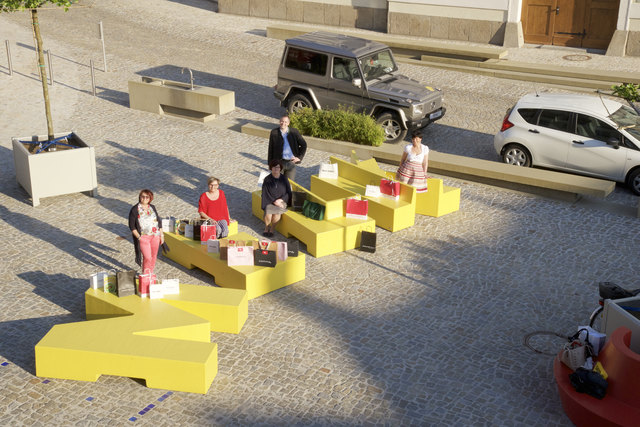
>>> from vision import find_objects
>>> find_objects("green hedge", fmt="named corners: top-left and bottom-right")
top-left (290, 107), bottom-right (385, 147)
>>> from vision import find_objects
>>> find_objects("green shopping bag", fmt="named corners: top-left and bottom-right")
top-left (302, 200), bottom-right (325, 221)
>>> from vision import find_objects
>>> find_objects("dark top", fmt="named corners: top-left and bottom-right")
top-left (268, 126), bottom-right (307, 165)
top-left (128, 203), bottom-right (162, 266)
top-left (261, 174), bottom-right (292, 210)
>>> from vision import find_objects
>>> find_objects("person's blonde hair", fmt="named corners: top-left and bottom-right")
top-left (207, 177), bottom-right (220, 186)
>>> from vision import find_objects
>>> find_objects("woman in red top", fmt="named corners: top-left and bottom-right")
top-left (198, 177), bottom-right (231, 238)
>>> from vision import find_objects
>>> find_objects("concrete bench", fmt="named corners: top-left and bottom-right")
top-left (312, 156), bottom-right (416, 232)
top-left (163, 231), bottom-right (305, 299)
top-left (554, 327), bottom-right (640, 426)
top-left (266, 24), bottom-right (508, 60)
top-left (35, 284), bottom-right (248, 394)
top-left (251, 180), bottom-right (375, 258)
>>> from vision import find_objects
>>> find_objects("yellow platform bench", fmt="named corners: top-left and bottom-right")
top-left (163, 231), bottom-right (305, 299)
top-left (35, 284), bottom-right (248, 394)
top-left (312, 156), bottom-right (416, 232)
top-left (351, 152), bottom-right (461, 218)
top-left (251, 180), bottom-right (375, 258)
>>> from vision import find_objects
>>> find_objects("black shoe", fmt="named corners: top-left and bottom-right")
top-left (263, 231), bottom-right (273, 237)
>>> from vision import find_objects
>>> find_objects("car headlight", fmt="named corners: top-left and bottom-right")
top-left (411, 103), bottom-right (424, 116)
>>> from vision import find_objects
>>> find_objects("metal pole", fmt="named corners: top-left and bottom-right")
top-left (5, 40), bottom-right (12, 76)
top-left (99, 21), bottom-right (107, 72)
top-left (46, 49), bottom-right (53, 85)
top-left (90, 59), bottom-right (96, 96)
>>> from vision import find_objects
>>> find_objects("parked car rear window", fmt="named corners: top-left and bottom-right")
top-left (285, 47), bottom-right (328, 76)
top-left (538, 110), bottom-right (571, 132)
top-left (517, 108), bottom-right (539, 124)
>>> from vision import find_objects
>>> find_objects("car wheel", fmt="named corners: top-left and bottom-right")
top-left (502, 144), bottom-right (531, 167)
top-left (626, 168), bottom-right (640, 196)
top-left (287, 93), bottom-right (313, 114)
top-left (376, 112), bottom-right (407, 144)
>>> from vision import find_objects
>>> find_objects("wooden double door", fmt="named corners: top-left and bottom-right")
top-left (522, 0), bottom-right (619, 49)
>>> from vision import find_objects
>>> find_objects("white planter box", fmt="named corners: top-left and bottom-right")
top-left (12, 132), bottom-right (98, 207)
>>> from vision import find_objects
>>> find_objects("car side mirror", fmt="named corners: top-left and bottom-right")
top-left (606, 137), bottom-right (620, 149)
top-left (352, 78), bottom-right (362, 88)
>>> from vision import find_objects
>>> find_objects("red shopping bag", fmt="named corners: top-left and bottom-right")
top-left (380, 179), bottom-right (400, 200)
top-left (200, 221), bottom-right (216, 244)
top-left (345, 198), bottom-right (368, 220)
top-left (137, 269), bottom-right (156, 297)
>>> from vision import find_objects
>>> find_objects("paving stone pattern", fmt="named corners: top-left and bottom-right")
top-left (1, 0), bottom-right (639, 425)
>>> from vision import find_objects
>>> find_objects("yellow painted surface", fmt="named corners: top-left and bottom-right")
top-left (163, 231), bottom-right (305, 299)
top-left (314, 157), bottom-right (416, 232)
top-left (416, 178), bottom-right (461, 217)
top-left (36, 283), bottom-right (248, 394)
top-left (252, 181), bottom-right (375, 257)
top-left (353, 153), bottom-right (461, 218)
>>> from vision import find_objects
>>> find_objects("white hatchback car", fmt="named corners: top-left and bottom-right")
top-left (494, 93), bottom-right (640, 195)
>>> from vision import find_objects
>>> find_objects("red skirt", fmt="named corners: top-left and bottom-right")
top-left (396, 161), bottom-right (428, 192)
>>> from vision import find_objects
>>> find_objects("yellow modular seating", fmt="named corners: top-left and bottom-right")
top-left (35, 284), bottom-right (248, 394)
top-left (350, 152), bottom-right (460, 218)
top-left (312, 156), bottom-right (416, 232)
top-left (251, 180), bottom-right (376, 258)
top-left (163, 231), bottom-right (305, 300)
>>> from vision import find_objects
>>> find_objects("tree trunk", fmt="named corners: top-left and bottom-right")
top-left (31, 9), bottom-right (54, 141)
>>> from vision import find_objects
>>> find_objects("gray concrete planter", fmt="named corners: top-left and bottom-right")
top-left (12, 132), bottom-right (98, 207)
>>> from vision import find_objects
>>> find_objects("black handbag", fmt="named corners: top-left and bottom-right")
top-left (569, 368), bottom-right (608, 399)
top-left (116, 270), bottom-right (136, 297)
top-left (302, 200), bottom-right (325, 220)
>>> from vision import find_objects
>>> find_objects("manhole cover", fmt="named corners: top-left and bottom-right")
top-left (562, 54), bottom-right (591, 61)
top-left (524, 330), bottom-right (567, 355)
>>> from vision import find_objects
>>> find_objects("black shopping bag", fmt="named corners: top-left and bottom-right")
top-left (253, 241), bottom-right (277, 267)
top-left (291, 191), bottom-right (307, 211)
top-left (287, 239), bottom-right (299, 257)
top-left (360, 231), bottom-right (376, 253)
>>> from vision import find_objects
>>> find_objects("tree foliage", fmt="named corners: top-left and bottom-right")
top-left (1, 1), bottom-right (73, 13)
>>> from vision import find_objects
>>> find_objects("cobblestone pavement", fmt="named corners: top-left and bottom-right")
top-left (1, 1), bottom-right (639, 425)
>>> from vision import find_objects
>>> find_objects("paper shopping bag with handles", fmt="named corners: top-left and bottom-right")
top-left (253, 241), bottom-right (277, 267)
top-left (219, 239), bottom-right (243, 261)
top-left (290, 191), bottom-right (307, 211)
top-left (103, 269), bottom-right (117, 294)
top-left (287, 239), bottom-right (299, 257)
top-left (89, 271), bottom-right (107, 290)
top-left (346, 198), bottom-right (368, 220)
top-left (207, 238), bottom-right (220, 253)
top-left (227, 245), bottom-right (254, 266)
top-left (200, 220), bottom-right (216, 244)
top-left (365, 184), bottom-right (381, 198)
top-left (162, 278), bottom-right (180, 295)
top-left (360, 231), bottom-right (376, 253)
top-left (116, 270), bottom-right (136, 297)
top-left (318, 162), bottom-right (338, 179)
top-left (275, 241), bottom-right (288, 262)
top-left (149, 282), bottom-right (164, 299)
top-left (380, 179), bottom-right (400, 201)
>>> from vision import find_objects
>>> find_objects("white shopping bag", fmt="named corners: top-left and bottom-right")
top-left (184, 223), bottom-right (194, 239)
top-left (89, 271), bottom-right (107, 289)
top-left (149, 282), bottom-right (164, 299)
top-left (318, 162), bottom-right (338, 179)
top-left (365, 185), bottom-right (381, 198)
top-left (257, 170), bottom-right (270, 187)
top-left (161, 216), bottom-right (175, 232)
top-left (162, 278), bottom-right (180, 295)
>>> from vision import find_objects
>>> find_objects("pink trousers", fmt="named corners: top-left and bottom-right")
top-left (139, 234), bottom-right (160, 273)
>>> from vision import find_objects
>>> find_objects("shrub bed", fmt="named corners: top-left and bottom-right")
top-left (290, 108), bottom-right (385, 147)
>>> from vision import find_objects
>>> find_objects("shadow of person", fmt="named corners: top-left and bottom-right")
top-left (0, 204), bottom-right (129, 271)
top-left (100, 140), bottom-right (210, 207)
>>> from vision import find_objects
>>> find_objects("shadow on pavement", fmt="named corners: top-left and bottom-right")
top-left (0, 204), bottom-right (129, 271)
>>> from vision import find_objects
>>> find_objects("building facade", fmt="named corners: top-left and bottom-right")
top-left (218, 0), bottom-right (640, 56)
